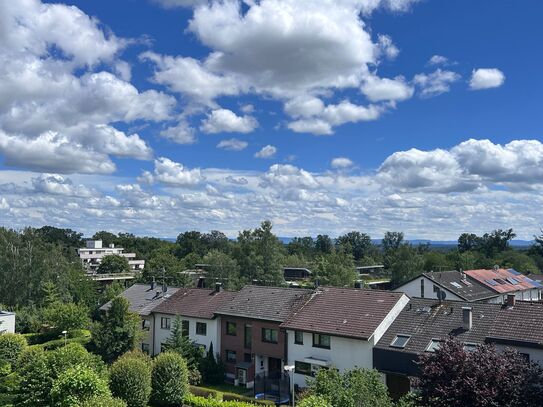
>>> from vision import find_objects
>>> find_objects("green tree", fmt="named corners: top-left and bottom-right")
top-left (202, 249), bottom-right (241, 289)
top-left (457, 233), bottom-right (480, 253)
top-left (336, 231), bottom-right (373, 261)
top-left (151, 352), bottom-right (189, 406)
top-left (36, 226), bottom-right (84, 251)
top-left (97, 255), bottom-right (130, 274)
top-left (308, 367), bottom-right (392, 407)
top-left (315, 235), bottom-right (334, 255)
top-left (532, 229), bottom-right (543, 257)
top-left (382, 232), bottom-right (404, 254)
top-left (164, 317), bottom-right (203, 374)
top-left (42, 302), bottom-right (90, 334)
top-left (423, 252), bottom-right (452, 272)
top-left (314, 252), bottom-right (356, 287)
top-left (15, 348), bottom-right (52, 407)
top-left (389, 245), bottom-right (424, 288)
top-left (479, 229), bottom-right (516, 257)
top-left (497, 250), bottom-right (539, 274)
top-left (199, 342), bottom-right (224, 385)
top-left (175, 231), bottom-right (205, 258)
top-left (0, 333), bottom-right (27, 369)
top-left (41, 281), bottom-right (61, 307)
top-left (91, 297), bottom-right (141, 363)
top-left (287, 237), bottom-right (315, 258)
top-left (109, 351), bottom-right (152, 407)
top-left (235, 221), bottom-right (285, 285)
top-left (50, 365), bottom-right (110, 407)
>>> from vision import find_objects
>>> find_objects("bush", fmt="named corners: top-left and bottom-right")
top-left (110, 351), bottom-right (152, 407)
top-left (79, 395), bottom-right (128, 407)
top-left (151, 351), bottom-right (189, 406)
top-left (189, 385), bottom-right (221, 399)
top-left (14, 347), bottom-right (52, 407)
top-left (48, 342), bottom-right (106, 378)
top-left (184, 394), bottom-right (263, 407)
top-left (42, 302), bottom-right (90, 334)
top-left (50, 365), bottom-right (110, 407)
top-left (0, 333), bottom-right (27, 369)
top-left (298, 395), bottom-right (332, 407)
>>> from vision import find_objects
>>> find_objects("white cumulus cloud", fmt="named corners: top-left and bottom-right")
top-left (217, 138), bottom-right (249, 151)
top-left (255, 145), bottom-right (277, 159)
top-left (201, 109), bottom-right (258, 134)
top-left (469, 68), bottom-right (505, 90)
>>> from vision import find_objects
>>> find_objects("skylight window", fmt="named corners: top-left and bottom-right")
top-left (506, 277), bottom-right (520, 285)
top-left (425, 339), bottom-right (441, 352)
top-left (485, 279), bottom-right (498, 287)
top-left (463, 343), bottom-right (478, 352)
top-left (495, 278), bottom-right (507, 285)
top-left (390, 335), bottom-right (411, 348)
top-left (450, 282), bottom-right (462, 289)
top-left (461, 279), bottom-right (472, 286)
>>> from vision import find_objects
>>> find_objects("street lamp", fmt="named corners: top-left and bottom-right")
top-left (61, 330), bottom-right (68, 346)
top-left (284, 365), bottom-right (295, 407)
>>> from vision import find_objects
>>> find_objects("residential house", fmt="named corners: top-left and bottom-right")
top-left (281, 287), bottom-right (409, 388)
top-left (373, 296), bottom-right (543, 399)
top-left (151, 284), bottom-right (236, 356)
top-left (215, 285), bottom-right (312, 388)
top-left (464, 268), bottom-right (542, 302)
top-left (100, 282), bottom-right (179, 355)
top-left (393, 271), bottom-right (500, 303)
top-left (78, 239), bottom-right (145, 274)
top-left (283, 267), bottom-right (312, 282)
top-left (0, 311), bottom-right (15, 333)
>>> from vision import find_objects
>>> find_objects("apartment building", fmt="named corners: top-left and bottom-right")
top-left (78, 239), bottom-right (145, 273)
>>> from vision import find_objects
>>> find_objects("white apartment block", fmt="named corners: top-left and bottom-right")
top-left (78, 239), bottom-right (145, 273)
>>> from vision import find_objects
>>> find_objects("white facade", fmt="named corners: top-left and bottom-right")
top-left (285, 294), bottom-right (409, 388)
top-left (151, 312), bottom-right (221, 357)
top-left (394, 276), bottom-right (465, 302)
top-left (493, 343), bottom-right (543, 367)
top-left (0, 311), bottom-right (15, 334)
top-left (78, 240), bottom-right (145, 273)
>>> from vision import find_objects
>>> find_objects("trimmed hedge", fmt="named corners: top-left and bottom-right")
top-left (189, 386), bottom-right (274, 406)
top-left (184, 394), bottom-right (267, 407)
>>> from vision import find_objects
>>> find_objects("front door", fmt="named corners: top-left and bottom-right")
top-left (268, 357), bottom-right (282, 376)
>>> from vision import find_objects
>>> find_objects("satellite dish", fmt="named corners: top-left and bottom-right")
top-left (439, 290), bottom-right (446, 300)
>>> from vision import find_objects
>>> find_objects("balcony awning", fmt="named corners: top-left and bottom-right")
top-left (304, 357), bottom-right (330, 367)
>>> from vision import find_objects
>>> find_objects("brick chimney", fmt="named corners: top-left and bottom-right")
top-left (507, 294), bottom-right (516, 307)
top-left (462, 306), bottom-right (472, 331)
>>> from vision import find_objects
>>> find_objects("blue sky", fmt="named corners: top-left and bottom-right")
top-left (0, 0), bottom-right (542, 239)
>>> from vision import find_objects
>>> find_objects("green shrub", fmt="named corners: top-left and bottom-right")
top-left (109, 351), bottom-right (152, 407)
top-left (40, 335), bottom-right (91, 351)
top-left (79, 395), bottom-right (128, 407)
top-left (42, 302), bottom-right (90, 334)
top-left (48, 342), bottom-right (106, 378)
top-left (298, 395), bottom-right (332, 407)
top-left (189, 385), bottom-right (221, 399)
top-left (184, 394), bottom-right (262, 406)
top-left (151, 351), bottom-right (189, 406)
top-left (0, 333), bottom-right (27, 369)
top-left (14, 347), bottom-right (52, 407)
top-left (50, 365), bottom-right (110, 407)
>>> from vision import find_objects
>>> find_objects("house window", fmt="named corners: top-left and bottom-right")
top-left (262, 328), bottom-right (278, 343)
top-left (182, 320), bottom-right (189, 337)
top-left (420, 279), bottom-right (425, 298)
top-left (226, 350), bottom-right (236, 363)
top-left (294, 331), bottom-right (304, 345)
top-left (426, 339), bottom-right (441, 352)
top-left (141, 343), bottom-right (150, 354)
top-left (312, 333), bottom-right (331, 349)
top-left (161, 317), bottom-right (171, 330)
top-left (226, 321), bottom-right (237, 336)
top-left (142, 319), bottom-right (151, 331)
top-left (294, 361), bottom-right (312, 376)
top-left (244, 325), bottom-right (252, 349)
top-left (390, 335), bottom-right (411, 349)
top-left (244, 353), bottom-right (252, 363)
top-left (463, 342), bottom-right (478, 352)
top-left (196, 322), bottom-right (207, 336)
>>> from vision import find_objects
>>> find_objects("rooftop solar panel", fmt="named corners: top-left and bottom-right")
top-left (508, 268), bottom-right (521, 275)
top-left (506, 277), bottom-right (520, 285)
top-left (485, 279), bottom-right (498, 286)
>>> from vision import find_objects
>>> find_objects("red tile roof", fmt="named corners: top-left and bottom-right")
top-left (153, 288), bottom-right (237, 319)
top-left (464, 269), bottom-right (538, 294)
top-left (281, 287), bottom-right (406, 340)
